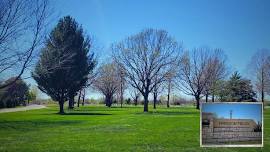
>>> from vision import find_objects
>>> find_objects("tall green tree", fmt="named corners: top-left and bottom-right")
top-left (32, 16), bottom-right (96, 114)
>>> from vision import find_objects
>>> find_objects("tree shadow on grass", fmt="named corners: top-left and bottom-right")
top-left (135, 111), bottom-right (198, 116)
top-left (70, 107), bottom-right (124, 112)
top-left (63, 112), bottom-right (112, 116)
top-left (0, 120), bottom-right (84, 132)
top-left (157, 111), bottom-right (198, 115)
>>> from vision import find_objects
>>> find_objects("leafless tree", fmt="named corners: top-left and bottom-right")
top-left (249, 49), bottom-right (270, 107)
top-left (152, 75), bottom-right (164, 109)
top-left (176, 48), bottom-right (211, 109)
top-left (266, 56), bottom-right (270, 95)
top-left (93, 62), bottom-right (120, 107)
top-left (77, 88), bottom-right (87, 107)
top-left (115, 62), bottom-right (126, 108)
top-left (164, 69), bottom-right (177, 108)
top-left (113, 29), bottom-right (181, 112)
top-left (268, 56), bottom-right (270, 95)
top-left (129, 87), bottom-right (140, 106)
top-left (0, 0), bottom-right (52, 89)
top-left (77, 70), bottom-right (97, 107)
top-left (203, 49), bottom-right (228, 102)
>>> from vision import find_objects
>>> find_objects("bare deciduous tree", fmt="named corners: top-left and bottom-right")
top-left (93, 62), bottom-right (120, 107)
top-left (203, 49), bottom-right (228, 102)
top-left (113, 29), bottom-right (181, 112)
top-left (164, 69), bottom-right (177, 108)
top-left (77, 70), bottom-right (97, 107)
top-left (268, 56), bottom-right (270, 95)
top-left (115, 62), bottom-right (126, 108)
top-left (0, 0), bottom-right (52, 89)
top-left (152, 75), bottom-right (164, 109)
top-left (249, 49), bottom-right (270, 107)
top-left (177, 48), bottom-right (211, 109)
top-left (129, 87), bottom-right (140, 106)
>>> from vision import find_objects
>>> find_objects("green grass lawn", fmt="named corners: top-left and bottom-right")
top-left (0, 104), bottom-right (269, 152)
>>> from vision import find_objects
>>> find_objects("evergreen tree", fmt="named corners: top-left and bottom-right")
top-left (217, 72), bottom-right (257, 102)
top-left (32, 16), bottom-right (96, 114)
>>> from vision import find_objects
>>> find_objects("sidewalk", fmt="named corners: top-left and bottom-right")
top-left (0, 104), bottom-right (46, 113)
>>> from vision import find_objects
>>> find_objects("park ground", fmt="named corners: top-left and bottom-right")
top-left (0, 104), bottom-right (269, 152)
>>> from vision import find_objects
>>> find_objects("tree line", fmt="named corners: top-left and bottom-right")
top-left (0, 2), bottom-right (270, 113)
top-left (33, 16), bottom-right (270, 113)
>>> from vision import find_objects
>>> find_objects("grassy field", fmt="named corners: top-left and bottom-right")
top-left (0, 104), bottom-right (269, 152)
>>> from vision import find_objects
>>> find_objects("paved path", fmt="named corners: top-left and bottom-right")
top-left (0, 104), bottom-right (46, 113)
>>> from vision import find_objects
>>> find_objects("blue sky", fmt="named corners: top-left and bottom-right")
top-left (202, 103), bottom-right (262, 123)
top-left (25, 0), bottom-right (270, 99)
top-left (52, 0), bottom-right (270, 74)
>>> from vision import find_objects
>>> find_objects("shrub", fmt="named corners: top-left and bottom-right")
top-left (0, 77), bottom-right (29, 108)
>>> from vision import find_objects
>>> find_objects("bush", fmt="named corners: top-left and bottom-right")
top-left (0, 78), bottom-right (29, 108)
top-left (125, 98), bottom-right (131, 105)
top-left (171, 98), bottom-right (193, 106)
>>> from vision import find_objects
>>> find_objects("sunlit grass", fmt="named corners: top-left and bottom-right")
top-left (0, 104), bottom-right (269, 152)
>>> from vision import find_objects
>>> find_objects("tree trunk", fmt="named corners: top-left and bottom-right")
top-left (167, 95), bottom-right (170, 108)
top-left (77, 99), bottom-right (80, 107)
top-left (212, 94), bottom-right (215, 102)
top-left (120, 83), bottom-right (123, 108)
top-left (261, 88), bottom-right (264, 108)
top-left (195, 95), bottom-right (200, 110)
top-left (167, 80), bottom-right (171, 108)
top-left (105, 96), bottom-right (109, 107)
top-left (105, 95), bottom-right (112, 107)
top-left (134, 97), bottom-right (138, 106)
top-left (205, 92), bottom-right (208, 102)
top-left (261, 70), bottom-right (264, 108)
top-left (143, 93), bottom-right (149, 112)
top-left (59, 99), bottom-right (64, 114)
top-left (82, 90), bottom-right (85, 106)
top-left (77, 90), bottom-right (81, 107)
top-left (120, 96), bottom-right (123, 108)
top-left (153, 93), bottom-right (157, 109)
top-left (68, 94), bottom-right (74, 109)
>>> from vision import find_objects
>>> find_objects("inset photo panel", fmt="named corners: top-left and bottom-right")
top-left (200, 102), bottom-right (263, 147)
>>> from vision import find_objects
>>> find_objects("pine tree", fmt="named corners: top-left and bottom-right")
top-left (217, 72), bottom-right (257, 102)
top-left (32, 16), bottom-right (96, 114)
